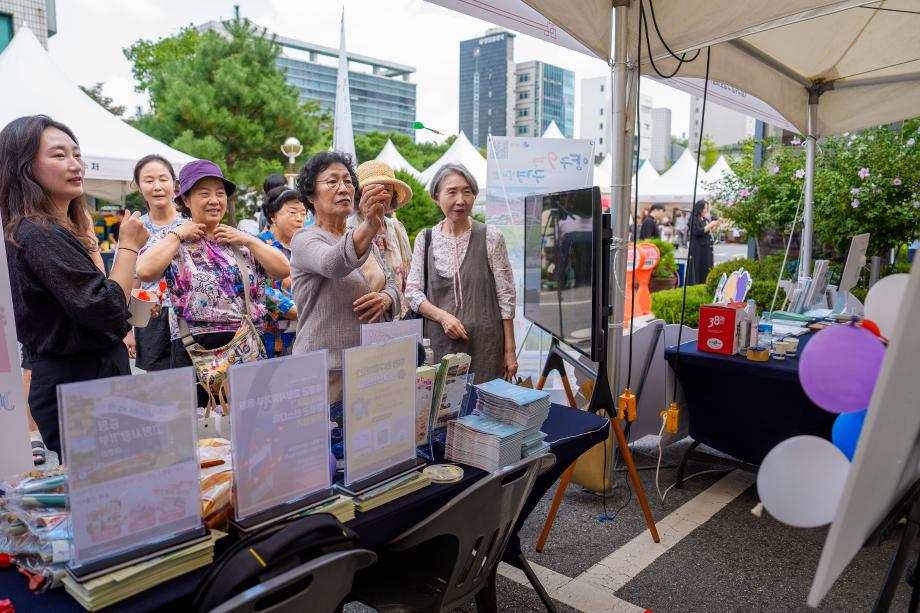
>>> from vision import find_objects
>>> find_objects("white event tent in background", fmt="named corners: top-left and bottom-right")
top-left (541, 120), bottom-right (565, 139)
top-left (642, 150), bottom-right (709, 203)
top-left (374, 139), bottom-right (421, 178)
top-left (418, 131), bottom-right (487, 194)
top-left (704, 155), bottom-right (735, 185)
top-left (0, 28), bottom-right (194, 202)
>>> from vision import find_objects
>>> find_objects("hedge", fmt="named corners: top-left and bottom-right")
top-left (649, 284), bottom-right (711, 328)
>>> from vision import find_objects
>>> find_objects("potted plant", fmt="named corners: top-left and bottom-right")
top-left (641, 238), bottom-right (679, 292)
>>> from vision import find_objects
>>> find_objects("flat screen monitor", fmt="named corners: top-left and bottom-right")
top-left (524, 187), bottom-right (604, 361)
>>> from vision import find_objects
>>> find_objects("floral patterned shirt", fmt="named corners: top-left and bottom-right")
top-left (139, 212), bottom-right (188, 307)
top-left (163, 239), bottom-right (268, 340)
top-left (257, 230), bottom-right (295, 323)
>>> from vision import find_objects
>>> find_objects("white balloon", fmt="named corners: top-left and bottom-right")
top-left (865, 273), bottom-right (910, 338)
top-left (757, 435), bottom-right (850, 528)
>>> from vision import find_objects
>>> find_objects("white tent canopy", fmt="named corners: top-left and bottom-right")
top-left (374, 139), bottom-right (421, 179)
top-left (0, 28), bottom-right (194, 202)
top-left (642, 150), bottom-right (710, 202)
top-left (419, 131), bottom-right (487, 190)
top-left (704, 155), bottom-right (735, 185)
top-left (593, 155), bottom-right (614, 189)
top-left (541, 121), bottom-right (564, 139)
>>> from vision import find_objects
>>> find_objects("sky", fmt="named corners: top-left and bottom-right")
top-left (47, 0), bottom-right (690, 144)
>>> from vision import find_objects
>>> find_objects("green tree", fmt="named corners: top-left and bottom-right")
top-left (698, 135), bottom-right (719, 171)
top-left (354, 131), bottom-right (454, 171)
top-left (394, 171), bottom-right (443, 244)
top-left (124, 19), bottom-right (328, 223)
top-left (79, 83), bottom-right (127, 117)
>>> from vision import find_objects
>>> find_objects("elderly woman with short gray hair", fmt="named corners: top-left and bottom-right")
top-left (404, 163), bottom-right (516, 382)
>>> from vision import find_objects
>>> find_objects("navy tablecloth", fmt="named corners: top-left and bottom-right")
top-left (2, 404), bottom-right (608, 612)
top-left (664, 333), bottom-right (835, 465)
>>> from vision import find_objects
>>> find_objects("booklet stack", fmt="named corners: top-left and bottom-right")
top-left (475, 379), bottom-right (551, 459)
top-left (302, 495), bottom-right (356, 523)
top-left (445, 414), bottom-right (526, 472)
top-left (62, 531), bottom-right (222, 611)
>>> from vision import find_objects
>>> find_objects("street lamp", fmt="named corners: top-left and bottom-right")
top-left (281, 136), bottom-right (304, 188)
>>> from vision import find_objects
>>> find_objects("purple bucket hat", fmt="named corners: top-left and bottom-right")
top-left (175, 159), bottom-right (237, 202)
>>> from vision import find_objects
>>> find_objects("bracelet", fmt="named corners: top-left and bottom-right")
top-left (118, 247), bottom-right (139, 255)
top-left (167, 230), bottom-right (182, 243)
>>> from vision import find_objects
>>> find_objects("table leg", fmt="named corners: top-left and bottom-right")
top-left (675, 440), bottom-right (702, 489)
top-left (536, 462), bottom-right (576, 553)
top-left (474, 567), bottom-right (499, 613)
top-left (610, 416), bottom-right (660, 543)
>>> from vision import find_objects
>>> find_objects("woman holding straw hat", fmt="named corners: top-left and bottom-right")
top-left (348, 160), bottom-right (414, 319)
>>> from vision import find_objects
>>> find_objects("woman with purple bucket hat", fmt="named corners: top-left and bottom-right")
top-left (137, 159), bottom-right (289, 407)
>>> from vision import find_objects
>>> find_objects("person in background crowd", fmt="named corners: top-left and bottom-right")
top-left (136, 159), bottom-right (289, 406)
top-left (674, 208), bottom-right (688, 247)
top-left (348, 161), bottom-right (414, 319)
top-left (290, 151), bottom-right (399, 401)
top-left (687, 198), bottom-right (720, 285)
top-left (132, 154), bottom-right (188, 372)
top-left (259, 173), bottom-right (287, 232)
top-left (405, 163), bottom-right (516, 383)
top-left (639, 203), bottom-right (665, 239)
top-left (258, 185), bottom-right (307, 357)
top-left (0, 115), bottom-right (149, 455)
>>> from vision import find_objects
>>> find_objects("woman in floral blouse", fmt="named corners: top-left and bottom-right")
top-left (257, 185), bottom-right (307, 356)
top-left (137, 159), bottom-right (289, 405)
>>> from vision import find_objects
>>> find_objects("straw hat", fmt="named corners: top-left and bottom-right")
top-left (356, 161), bottom-right (413, 209)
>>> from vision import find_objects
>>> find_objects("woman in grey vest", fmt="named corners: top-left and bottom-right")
top-left (404, 164), bottom-right (517, 383)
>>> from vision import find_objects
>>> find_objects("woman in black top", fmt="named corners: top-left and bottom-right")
top-left (0, 115), bottom-right (148, 454)
top-left (686, 198), bottom-right (721, 285)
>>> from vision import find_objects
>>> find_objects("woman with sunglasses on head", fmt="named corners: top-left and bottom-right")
top-left (131, 154), bottom-right (188, 371)
top-left (0, 115), bottom-right (149, 455)
top-left (290, 151), bottom-right (399, 401)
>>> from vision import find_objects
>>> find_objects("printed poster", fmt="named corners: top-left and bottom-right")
top-left (59, 368), bottom-right (200, 566)
top-left (361, 319), bottom-right (423, 347)
top-left (229, 351), bottom-right (331, 521)
top-left (342, 335), bottom-right (416, 486)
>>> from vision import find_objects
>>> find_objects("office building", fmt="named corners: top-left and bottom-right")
top-left (0, 0), bottom-right (56, 51)
top-left (513, 60), bottom-right (574, 138)
top-left (650, 107), bottom-right (672, 171)
top-left (200, 21), bottom-right (417, 140)
top-left (458, 29), bottom-right (515, 148)
top-left (579, 76), bottom-right (652, 160)
top-left (688, 96), bottom-right (756, 150)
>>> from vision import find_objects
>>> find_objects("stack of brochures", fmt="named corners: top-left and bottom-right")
top-left (62, 531), bottom-right (222, 611)
top-left (475, 379), bottom-right (551, 458)
top-left (445, 414), bottom-right (526, 472)
top-left (303, 495), bottom-right (356, 523)
top-left (353, 472), bottom-right (431, 512)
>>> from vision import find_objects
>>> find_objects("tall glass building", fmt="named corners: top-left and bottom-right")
top-left (458, 29), bottom-right (516, 148)
top-left (200, 22), bottom-right (417, 140)
top-left (513, 61), bottom-right (575, 138)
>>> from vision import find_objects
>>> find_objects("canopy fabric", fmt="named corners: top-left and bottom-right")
top-left (0, 28), bottom-right (194, 201)
top-left (595, 156), bottom-right (665, 201)
top-left (374, 139), bottom-right (421, 178)
top-left (419, 131), bottom-right (487, 190)
top-left (541, 121), bottom-right (564, 139)
top-left (593, 155), bottom-right (614, 189)
top-left (514, 0), bottom-right (920, 137)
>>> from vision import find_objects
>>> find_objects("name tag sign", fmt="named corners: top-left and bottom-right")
top-left (228, 351), bottom-right (333, 530)
top-left (360, 319), bottom-right (423, 347)
top-left (59, 368), bottom-right (204, 578)
top-left (342, 335), bottom-right (418, 491)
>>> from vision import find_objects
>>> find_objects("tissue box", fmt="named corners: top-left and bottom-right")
top-left (697, 302), bottom-right (746, 355)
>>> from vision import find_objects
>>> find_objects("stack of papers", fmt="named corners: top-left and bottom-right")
top-left (475, 379), bottom-right (551, 454)
top-left (445, 415), bottom-right (525, 472)
top-left (353, 472), bottom-right (431, 512)
top-left (302, 495), bottom-right (356, 523)
top-left (62, 532), bottom-right (221, 611)
top-left (522, 431), bottom-right (550, 457)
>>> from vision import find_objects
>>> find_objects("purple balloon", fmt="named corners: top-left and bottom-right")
top-left (799, 324), bottom-right (885, 413)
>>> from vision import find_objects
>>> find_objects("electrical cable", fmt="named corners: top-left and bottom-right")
top-left (639, 0), bottom-right (702, 80)
top-left (661, 468), bottom-right (733, 503)
top-left (669, 45), bottom-right (712, 406)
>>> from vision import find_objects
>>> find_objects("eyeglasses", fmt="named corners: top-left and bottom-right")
top-left (320, 177), bottom-right (354, 190)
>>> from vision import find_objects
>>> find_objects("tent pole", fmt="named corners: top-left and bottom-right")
top-left (801, 96), bottom-right (818, 278)
top-left (608, 0), bottom-right (631, 398)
